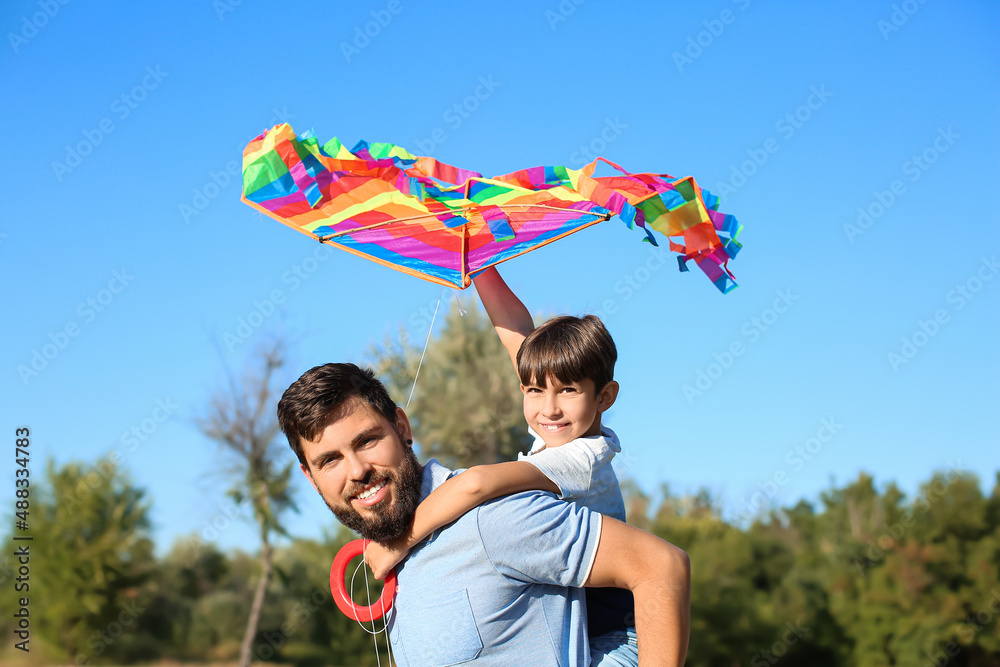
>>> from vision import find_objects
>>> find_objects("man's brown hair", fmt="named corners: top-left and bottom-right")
top-left (517, 314), bottom-right (617, 392)
top-left (277, 363), bottom-right (397, 468)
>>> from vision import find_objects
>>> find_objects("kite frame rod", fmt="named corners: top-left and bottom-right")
top-left (316, 206), bottom-right (612, 241)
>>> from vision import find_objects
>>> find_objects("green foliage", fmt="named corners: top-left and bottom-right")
top-left (139, 536), bottom-right (237, 656)
top-left (263, 530), bottom-right (391, 666)
top-left (120, 529), bottom-right (392, 666)
top-left (4, 451), bottom-right (998, 666)
top-left (369, 302), bottom-right (533, 467)
top-left (645, 470), bottom-right (1000, 667)
top-left (6, 457), bottom-right (157, 663)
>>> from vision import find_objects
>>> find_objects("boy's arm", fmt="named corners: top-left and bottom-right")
top-left (586, 518), bottom-right (691, 667)
top-left (472, 266), bottom-right (534, 371)
top-left (365, 461), bottom-right (559, 578)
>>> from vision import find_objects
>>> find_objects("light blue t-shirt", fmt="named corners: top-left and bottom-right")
top-left (518, 426), bottom-right (627, 521)
top-left (520, 426), bottom-right (635, 641)
top-left (388, 459), bottom-right (603, 666)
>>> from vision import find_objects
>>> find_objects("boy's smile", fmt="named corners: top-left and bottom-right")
top-left (522, 376), bottom-right (617, 448)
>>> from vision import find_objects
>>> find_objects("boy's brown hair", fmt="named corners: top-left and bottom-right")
top-left (516, 315), bottom-right (617, 392)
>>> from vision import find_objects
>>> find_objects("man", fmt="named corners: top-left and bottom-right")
top-left (278, 362), bottom-right (690, 666)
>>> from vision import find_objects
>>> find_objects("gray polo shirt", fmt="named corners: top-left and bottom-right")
top-left (387, 459), bottom-right (603, 666)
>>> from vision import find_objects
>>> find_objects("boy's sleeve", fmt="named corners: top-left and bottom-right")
top-left (476, 490), bottom-right (603, 587)
top-left (519, 438), bottom-right (615, 502)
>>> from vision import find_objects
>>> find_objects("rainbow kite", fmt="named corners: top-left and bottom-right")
top-left (241, 124), bottom-right (743, 292)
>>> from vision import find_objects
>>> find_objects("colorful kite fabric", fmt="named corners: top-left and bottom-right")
top-left (241, 124), bottom-right (743, 293)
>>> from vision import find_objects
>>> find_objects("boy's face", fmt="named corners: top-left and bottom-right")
top-left (521, 375), bottom-right (617, 448)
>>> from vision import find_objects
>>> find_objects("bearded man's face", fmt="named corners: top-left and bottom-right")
top-left (299, 398), bottom-right (422, 542)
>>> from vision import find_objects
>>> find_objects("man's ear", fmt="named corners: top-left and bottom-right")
top-left (395, 407), bottom-right (413, 446)
top-left (597, 380), bottom-right (619, 413)
top-left (299, 464), bottom-right (318, 492)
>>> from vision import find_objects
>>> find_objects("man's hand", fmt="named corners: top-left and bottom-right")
top-left (364, 537), bottom-right (410, 580)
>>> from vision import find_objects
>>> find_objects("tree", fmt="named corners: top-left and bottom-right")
top-left (649, 486), bottom-right (790, 666)
top-left (267, 530), bottom-right (393, 666)
top-left (368, 302), bottom-right (532, 468)
top-left (819, 471), bottom-right (1000, 667)
top-left (25, 458), bottom-right (155, 661)
top-left (143, 535), bottom-right (232, 657)
top-left (197, 339), bottom-right (298, 667)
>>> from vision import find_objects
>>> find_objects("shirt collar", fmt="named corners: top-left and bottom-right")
top-left (526, 425), bottom-right (621, 454)
top-left (420, 458), bottom-right (456, 502)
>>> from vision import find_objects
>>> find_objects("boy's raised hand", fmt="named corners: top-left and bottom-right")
top-left (364, 537), bottom-right (410, 580)
top-left (472, 267), bottom-right (534, 372)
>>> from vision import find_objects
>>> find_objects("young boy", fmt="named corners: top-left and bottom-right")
top-left (365, 265), bottom-right (638, 664)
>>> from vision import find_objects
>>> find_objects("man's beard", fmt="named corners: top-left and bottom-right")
top-left (324, 445), bottom-right (422, 542)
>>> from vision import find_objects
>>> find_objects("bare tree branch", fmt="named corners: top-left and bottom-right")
top-left (196, 337), bottom-right (297, 667)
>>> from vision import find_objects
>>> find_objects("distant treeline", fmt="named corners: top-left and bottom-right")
top-left (2, 459), bottom-right (998, 666)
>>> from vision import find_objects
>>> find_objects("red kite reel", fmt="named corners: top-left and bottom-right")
top-left (330, 539), bottom-right (397, 622)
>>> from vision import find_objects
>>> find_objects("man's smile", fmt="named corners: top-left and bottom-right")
top-left (351, 477), bottom-right (390, 507)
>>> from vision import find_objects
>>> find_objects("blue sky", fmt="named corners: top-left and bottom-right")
top-left (2, 0), bottom-right (997, 554)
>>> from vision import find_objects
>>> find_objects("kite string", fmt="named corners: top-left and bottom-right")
top-left (348, 551), bottom-right (395, 637)
top-left (349, 551), bottom-right (395, 667)
top-left (405, 287), bottom-right (445, 410)
top-left (347, 541), bottom-right (395, 665)
top-left (369, 541), bottom-right (395, 665)
top-left (361, 553), bottom-right (380, 667)
top-left (381, 579), bottom-right (393, 664)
